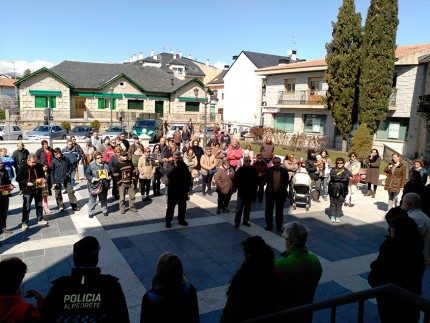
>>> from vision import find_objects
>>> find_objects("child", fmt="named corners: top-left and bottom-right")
top-left (42, 163), bottom-right (53, 215)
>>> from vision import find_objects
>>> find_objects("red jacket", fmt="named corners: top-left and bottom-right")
top-left (0, 294), bottom-right (40, 322)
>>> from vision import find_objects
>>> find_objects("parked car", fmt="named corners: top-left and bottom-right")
top-left (66, 125), bottom-right (95, 140)
top-left (24, 125), bottom-right (67, 141)
top-left (101, 125), bottom-right (128, 141)
top-left (132, 119), bottom-right (163, 143)
top-left (0, 124), bottom-right (23, 140)
top-left (240, 125), bottom-right (264, 140)
top-left (167, 124), bottom-right (185, 140)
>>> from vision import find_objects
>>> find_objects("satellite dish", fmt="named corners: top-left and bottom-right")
top-left (287, 49), bottom-right (293, 56)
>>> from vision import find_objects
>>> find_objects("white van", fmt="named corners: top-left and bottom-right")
top-left (0, 124), bottom-right (23, 140)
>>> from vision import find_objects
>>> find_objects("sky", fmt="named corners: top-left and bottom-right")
top-left (0, 0), bottom-right (428, 75)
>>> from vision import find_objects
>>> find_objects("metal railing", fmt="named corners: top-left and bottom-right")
top-left (238, 284), bottom-right (430, 323)
top-left (278, 90), bottom-right (327, 105)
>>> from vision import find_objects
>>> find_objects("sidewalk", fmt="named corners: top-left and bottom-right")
top-left (1, 169), bottom-right (429, 322)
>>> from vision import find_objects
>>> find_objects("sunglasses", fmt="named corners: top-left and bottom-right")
top-left (96, 157), bottom-right (102, 160)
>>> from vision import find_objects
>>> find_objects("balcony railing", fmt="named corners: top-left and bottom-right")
top-left (418, 94), bottom-right (430, 114)
top-left (278, 90), bottom-right (327, 105)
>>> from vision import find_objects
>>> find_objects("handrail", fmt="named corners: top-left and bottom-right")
top-left (237, 284), bottom-right (430, 323)
top-left (382, 144), bottom-right (414, 169)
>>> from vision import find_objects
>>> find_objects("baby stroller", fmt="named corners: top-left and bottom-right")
top-left (292, 169), bottom-right (312, 211)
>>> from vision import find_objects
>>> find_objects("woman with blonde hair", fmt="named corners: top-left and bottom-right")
top-left (140, 252), bottom-right (199, 323)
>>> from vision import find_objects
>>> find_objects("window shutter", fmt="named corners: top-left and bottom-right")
top-left (98, 98), bottom-right (105, 109)
top-left (49, 96), bottom-right (56, 108)
top-left (35, 96), bottom-right (47, 108)
top-left (112, 99), bottom-right (116, 110)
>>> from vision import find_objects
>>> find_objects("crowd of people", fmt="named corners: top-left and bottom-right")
top-left (1, 125), bottom-right (430, 322)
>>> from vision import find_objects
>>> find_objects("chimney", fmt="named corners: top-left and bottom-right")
top-left (129, 55), bottom-right (133, 63)
top-left (188, 54), bottom-right (192, 59)
top-left (291, 50), bottom-right (297, 61)
top-left (232, 55), bottom-right (239, 61)
top-left (205, 59), bottom-right (209, 66)
top-left (132, 54), bottom-right (137, 62)
top-left (173, 53), bottom-right (176, 59)
top-left (138, 52), bottom-right (143, 60)
top-left (178, 51), bottom-right (182, 58)
top-left (170, 48), bottom-right (174, 54)
top-left (223, 65), bottom-right (230, 70)
top-left (150, 49), bottom-right (155, 56)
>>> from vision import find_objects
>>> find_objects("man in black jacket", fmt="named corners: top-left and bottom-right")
top-left (42, 236), bottom-right (130, 323)
top-left (264, 157), bottom-right (289, 232)
top-left (51, 148), bottom-right (80, 212)
top-left (165, 152), bottom-right (191, 228)
top-left (16, 154), bottom-right (47, 230)
top-left (62, 140), bottom-right (82, 189)
top-left (233, 156), bottom-right (259, 228)
top-left (11, 142), bottom-right (30, 175)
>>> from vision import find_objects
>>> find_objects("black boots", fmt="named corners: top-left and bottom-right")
top-left (71, 203), bottom-right (80, 211)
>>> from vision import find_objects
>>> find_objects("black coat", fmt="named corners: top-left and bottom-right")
top-left (305, 157), bottom-right (319, 180)
top-left (233, 165), bottom-right (259, 198)
top-left (328, 166), bottom-right (349, 198)
top-left (35, 147), bottom-right (54, 166)
top-left (166, 160), bottom-right (191, 203)
top-left (12, 148), bottom-right (29, 172)
top-left (264, 167), bottom-right (289, 197)
top-left (50, 156), bottom-right (72, 184)
top-left (16, 162), bottom-right (45, 195)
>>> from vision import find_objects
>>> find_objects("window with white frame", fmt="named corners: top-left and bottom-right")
top-left (171, 66), bottom-right (184, 76)
top-left (304, 114), bottom-right (327, 134)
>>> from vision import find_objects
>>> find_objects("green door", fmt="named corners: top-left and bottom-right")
top-left (155, 101), bottom-right (164, 117)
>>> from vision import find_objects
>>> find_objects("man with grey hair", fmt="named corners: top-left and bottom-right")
top-left (275, 221), bottom-right (322, 322)
top-left (401, 192), bottom-right (430, 265)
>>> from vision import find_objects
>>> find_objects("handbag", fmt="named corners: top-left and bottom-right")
top-left (350, 173), bottom-right (361, 183)
top-left (89, 181), bottom-right (103, 196)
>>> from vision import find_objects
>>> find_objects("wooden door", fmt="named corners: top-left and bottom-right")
top-left (75, 98), bottom-right (86, 118)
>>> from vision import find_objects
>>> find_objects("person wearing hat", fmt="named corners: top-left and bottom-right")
top-left (233, 156), bottom-right (259, 228)
top-left (165, 151), bottom-right (191, 228)
top-left (42, 236), bottom-right (130, 322)
top-left (82, 138), bottom-right (95, 181)
top-left (114, 151), bottom-right (137, 214)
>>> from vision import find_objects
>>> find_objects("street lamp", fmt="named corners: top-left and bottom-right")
top-left (109, 87), bottom-right (114, 127)
top-left (194, 86), bottom-right (210, 147)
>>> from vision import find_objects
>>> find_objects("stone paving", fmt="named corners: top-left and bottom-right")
top-left (2, 168), bottom-right (430, 322)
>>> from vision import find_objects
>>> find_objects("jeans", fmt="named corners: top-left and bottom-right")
top-left (118, 182), bottom-right (136, 211)
top-left (235, 195), bottom-right (252, 225)
top-left (88, 188), bottom-right (108, 216)
top-left (54, 182), bottom-right (77, 208)
top-left (321, 177), bottom-right (329, 196)
top-left (22, 192), bottom-right (43, 223)
top-left (70, 164), bottom-right (77, 187)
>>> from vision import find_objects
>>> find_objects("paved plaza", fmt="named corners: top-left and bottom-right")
top-left (2, 168), bottom-right (430, 322)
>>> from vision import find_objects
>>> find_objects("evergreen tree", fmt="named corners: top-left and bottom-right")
top-left (350, 123), bottom-right (373, 161)
top-left (326, 0), bottom-right (362, 152)
top-left (23, 69), bottom-right (32, 77)
top-left (358, 0), bottom-right (399, 134)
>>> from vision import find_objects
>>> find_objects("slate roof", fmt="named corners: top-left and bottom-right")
top-left (50, 60), bottom-right (191, 93)
top-left (131, 53), bottom-right (205, 77)
top-left (207, 70), bottom-right (228, 85)
top-left (242, 51), bottom-right (302, 69)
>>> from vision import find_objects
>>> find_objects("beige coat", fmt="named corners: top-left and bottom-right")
top-left (200, 154), bottom-right (217, 174)
top-left (138, 155), bottom-right (155, 179)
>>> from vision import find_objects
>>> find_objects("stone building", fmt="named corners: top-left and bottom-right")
top-left (14, 59), bottom-right (220, 128)
top-left (256, 43), bottom-right (430, 159)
